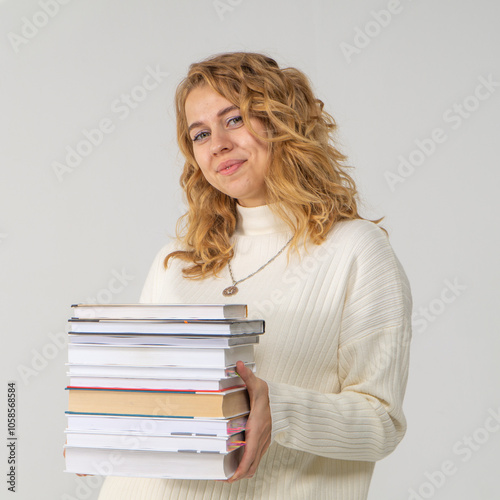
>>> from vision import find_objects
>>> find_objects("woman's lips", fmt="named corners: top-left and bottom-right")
top-left (217, 160), bottom-right (246, 176)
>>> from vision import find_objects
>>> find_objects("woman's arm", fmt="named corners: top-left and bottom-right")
top-left (231, 221), bottom-right (412, 478)
top-left (267, 321), bottom-right (411, 461)
top-left (269, 223), bottom-right (411, 461)
top-left (230, 321), bottom-right (410, 481)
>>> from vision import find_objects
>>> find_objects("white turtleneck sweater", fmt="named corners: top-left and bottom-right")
top-left (98, 204), bottom-right (412, 500)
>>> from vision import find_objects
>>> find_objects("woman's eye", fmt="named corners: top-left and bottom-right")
top-left (192, 131), bottom-right (209, 142)
top-left (227, 116), bottom-right (243, 127)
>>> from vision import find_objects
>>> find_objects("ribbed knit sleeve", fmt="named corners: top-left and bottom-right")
top-left (267, 222), bottom-right (412, 461)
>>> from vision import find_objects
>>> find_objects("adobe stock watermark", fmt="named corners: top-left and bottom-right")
top-left (62, 399), bottom-right (160, 497)
top-left (62, 451), bottom-right (124, 500)
top-left (52, 65), bottom-right (168, 182)
top-left (7, 0), bottom-right (73, 54)
top-left (83, 268), bottom-right (135, 305)
top-left (412, 277), bottom-right (467, 335)
top-left (408, 405), bottom-right (500, 499)
top-left (213, 0), bottom-right (243, 21)
top-left (17, 268), bottom-right (134, 385)
top-left (340, 0), bottom-right (409, 64)
top-left (251, 240), bottom-right (340, 318)
top-left (385, 74), bottom-right (499, 192)
top-left (62, 415), bottom-right (174, 498)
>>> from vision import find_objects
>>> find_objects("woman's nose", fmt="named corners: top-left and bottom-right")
top-left (210, 128), bottom-right (233, 155)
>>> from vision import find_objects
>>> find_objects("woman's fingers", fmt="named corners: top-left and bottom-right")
top-left (228, 361), bottom-right (272, 482)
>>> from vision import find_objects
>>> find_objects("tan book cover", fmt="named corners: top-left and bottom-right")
top-left (67, 387), bottom-right (250, 419)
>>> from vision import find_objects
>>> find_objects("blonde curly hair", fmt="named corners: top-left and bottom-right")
top-left (166, 52), bottom-right (376, 279)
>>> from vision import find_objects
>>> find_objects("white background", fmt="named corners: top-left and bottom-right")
top-left (1, 1), bottom-right (499, 499)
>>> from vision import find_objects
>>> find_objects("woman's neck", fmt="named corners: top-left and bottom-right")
top-left (234, 203), bottom-right (291, 236)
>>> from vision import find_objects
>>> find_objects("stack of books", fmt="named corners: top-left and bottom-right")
top-left (63, 304), bottom-right (264, 480)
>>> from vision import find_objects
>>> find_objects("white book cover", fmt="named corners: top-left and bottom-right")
top-left (66, 375), bottom-right (244, 391)
top-left (67, 318), bottom-right (264, 336)
top-left (65, 430), bottom-right (245, 453)
top-left (65, 413), bottom-right (247, 437)
top-left (67, 343), bottom-right (255, 368)
top-left (68, 333), bottom-right (259, 347)
top-left (71, 303), bottom-right (248, 320)
top-left (64, 446), bottom-right (244, 479)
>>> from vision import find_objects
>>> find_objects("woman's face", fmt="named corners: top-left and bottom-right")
top-left (184, 85), bottom-right (270, 207)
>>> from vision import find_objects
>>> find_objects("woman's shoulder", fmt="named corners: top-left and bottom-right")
top-left (139, 238), bottom-right (184, 303)
top-left (144, 238), bottom-right (184, 276)
top-left (326, 218), bottom-right (390, 253)
top-left (152, 238), bottom-right (183, 259)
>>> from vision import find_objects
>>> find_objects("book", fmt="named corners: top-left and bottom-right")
top-left (68, 318), bottom-right (265, 336)
top-left (67, 344), bottom-right (255, 368)
top-left (64, 302), bottom-right (264, 479)
top-left (64, 445), bottom-right (244, 479)
top-left (68, 333), bottom-right (259, 347)
top-left (65, 429), bottom-right (245, 452)
top-left (67, 387), bottom-right (250, 418)
top-left (67, 375), bottom-right (245, 391)
top-left (71, 303), bottom-right (248, 320)
top-left (65, 412), bottom-right (247, 437)
top-left (66, 363), bottom-right (255, 380)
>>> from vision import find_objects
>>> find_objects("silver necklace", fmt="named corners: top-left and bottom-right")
top-left (222, 236), bottom-right (294, 296)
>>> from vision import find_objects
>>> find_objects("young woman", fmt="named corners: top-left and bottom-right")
top-left (98, 51), bottom-right (412, 500)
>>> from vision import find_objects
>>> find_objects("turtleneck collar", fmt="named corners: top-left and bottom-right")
top-left (234, 203), bottom-right (291, 236)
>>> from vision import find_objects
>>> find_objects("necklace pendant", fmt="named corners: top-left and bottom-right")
top-left (222, 285), bottom-right (239, 297)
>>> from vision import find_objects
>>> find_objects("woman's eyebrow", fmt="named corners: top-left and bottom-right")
top-left (188, 105), bottom-right (239, 133)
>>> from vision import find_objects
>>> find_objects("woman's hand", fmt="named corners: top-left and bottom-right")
top-left (227, 360), bottom-right (272, 482)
